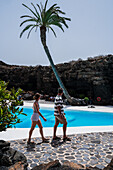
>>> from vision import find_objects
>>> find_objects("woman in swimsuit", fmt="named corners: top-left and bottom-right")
top-left (27, 93), bottom-right (48, 144)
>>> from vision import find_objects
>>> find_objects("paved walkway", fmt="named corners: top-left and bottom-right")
top-left (9, 132), bottom-right (113, 170)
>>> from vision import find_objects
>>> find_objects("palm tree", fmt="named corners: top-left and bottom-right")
top-left (20, 0), bottom-right (76, 104)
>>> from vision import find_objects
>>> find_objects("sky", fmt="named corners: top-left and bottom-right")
top-left (0, 0), bottom-right (113, 66)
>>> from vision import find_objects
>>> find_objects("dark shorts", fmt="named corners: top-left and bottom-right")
top-left (55, 114), bottom-right (67, 124)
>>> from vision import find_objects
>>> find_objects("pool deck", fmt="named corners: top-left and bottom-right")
top-left (1, 101), bottom-right (113, 169)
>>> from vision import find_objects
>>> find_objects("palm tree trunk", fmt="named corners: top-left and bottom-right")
top-left (44, 45), bottom-right (72, 102)
top-left (40, 26), bottom-right (72, 103)
top-left (40, 26), bottom-right (87, 106)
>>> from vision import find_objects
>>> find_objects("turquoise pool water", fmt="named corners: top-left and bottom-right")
top-left (15, 107), bottom-right (113, 128)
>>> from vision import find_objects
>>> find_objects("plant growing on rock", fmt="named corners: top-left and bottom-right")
top-left (84, 97), bottom-right (89, 104)
top-left (0, 80), bottom-right (27, 132)
top-left (20, 0), bottom-right (80, 105)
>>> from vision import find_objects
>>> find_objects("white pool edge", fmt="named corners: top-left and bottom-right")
top-left (1, 126), bottom-right (113, 141)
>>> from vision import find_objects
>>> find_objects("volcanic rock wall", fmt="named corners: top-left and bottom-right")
top-left (0, 54), bottom-right (113, 105)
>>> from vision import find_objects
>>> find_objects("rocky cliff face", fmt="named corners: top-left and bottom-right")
top-left (0, 54), bottom-right (113, 105)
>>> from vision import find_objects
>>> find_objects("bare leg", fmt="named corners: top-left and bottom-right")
top-left (63, 119), bottom-right (71, 141)
top-left (53, 117), bottom-right (59, 139)
top-left (28, 121), bottom-right (37, 143)
top-left (63, 121), bottom-right (67, 138)
top-left (37, 119), bottom-right (47, 141)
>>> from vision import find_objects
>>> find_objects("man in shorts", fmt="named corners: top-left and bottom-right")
top-left (53, 88), bottom-right (71, 141)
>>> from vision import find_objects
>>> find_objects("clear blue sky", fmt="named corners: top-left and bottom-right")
top-left (0, 0), bottom-right (113, 66)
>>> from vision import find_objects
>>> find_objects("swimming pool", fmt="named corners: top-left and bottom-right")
top-left (15, 106), bottom-right (113, 128)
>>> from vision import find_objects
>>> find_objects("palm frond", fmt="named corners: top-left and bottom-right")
top-left (55, 9), bottom-right (65, 15)
top-left (44, 6), bottom-right (58, 23)
top-left (27, 25), bottom-right (37, 38)
top-left (20, 15), bottom-right (33, 19)
top-left (44, 0), bottom-right (48, 12)
top-left (40, 2), bottom-right (45, 23)
top-left (45, 3), bottom-right (57, 19)
top-left (22, 3), bottom-right (39, 19)
top-left (44, 6), bottom-right (66, 24)
top-left (35, 26), bottom-right (38, 32)
top-left (47, 14), bottom-right (60, 23)
top-left (20, 24), bottom-right (34, 38)
top-left (36, 3), bottom-right (42, 15)
top-left (31, 3), bottom-right (41, 19)
top-left (47, 3), bottom-right (57, 12)
top-left (59, 17), bottom-right (68, 28)
top-left (20, 18), bottom-right (38, 27)
top-left (49, 22), bottom-right (64, 32)
top-left (40, 2), bottom-right (44, 13)
top-left (48, 26), bottom-right (57, 37)
top-left (63, 17), bottom-right (71, 21)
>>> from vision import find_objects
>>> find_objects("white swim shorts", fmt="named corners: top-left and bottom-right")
top-left (31, 113), bottom-right (39, 121)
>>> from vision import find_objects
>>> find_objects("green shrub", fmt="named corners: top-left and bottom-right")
top-left (0, 80), bottom-right (27, 132)
top-left (84, 97), bottom-right (89, 101)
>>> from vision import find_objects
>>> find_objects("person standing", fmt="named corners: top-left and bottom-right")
top-left (27, 93), bottom-right (48, 144)
top-left (53, 88), bottom-right (71, 141)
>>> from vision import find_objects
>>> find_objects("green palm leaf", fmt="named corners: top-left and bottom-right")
top-left (27, 25), bottom-right (37, 38)
top-left (20, 18), bottom-right (38, 27)
top-left (48, 26), bottom-right (57, 37)
top-left (20, 15), bottom-right (34, 19)
top-left (20, 24), bottom-right (34, 38)
top-left (44, 4), bottom-right (57, 22)
top-left (44, 0), bottom-right (48, 12)
top-left (40, 2), bottom-right (44, 12)
top-left (31, 3), bottom-right (41, 20)
top-left (50, 22), bottom-right (64, 32)
top-left (59, 17), bottom-right (69, 28)
top-left (22, 3), bottom-right (39, 19)
top-left (63, 17), bottom-right (71, 21)
top-left (55, 9), bottom-right (65, 15)
top-left (36, 3), bottom-right (42, 15)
